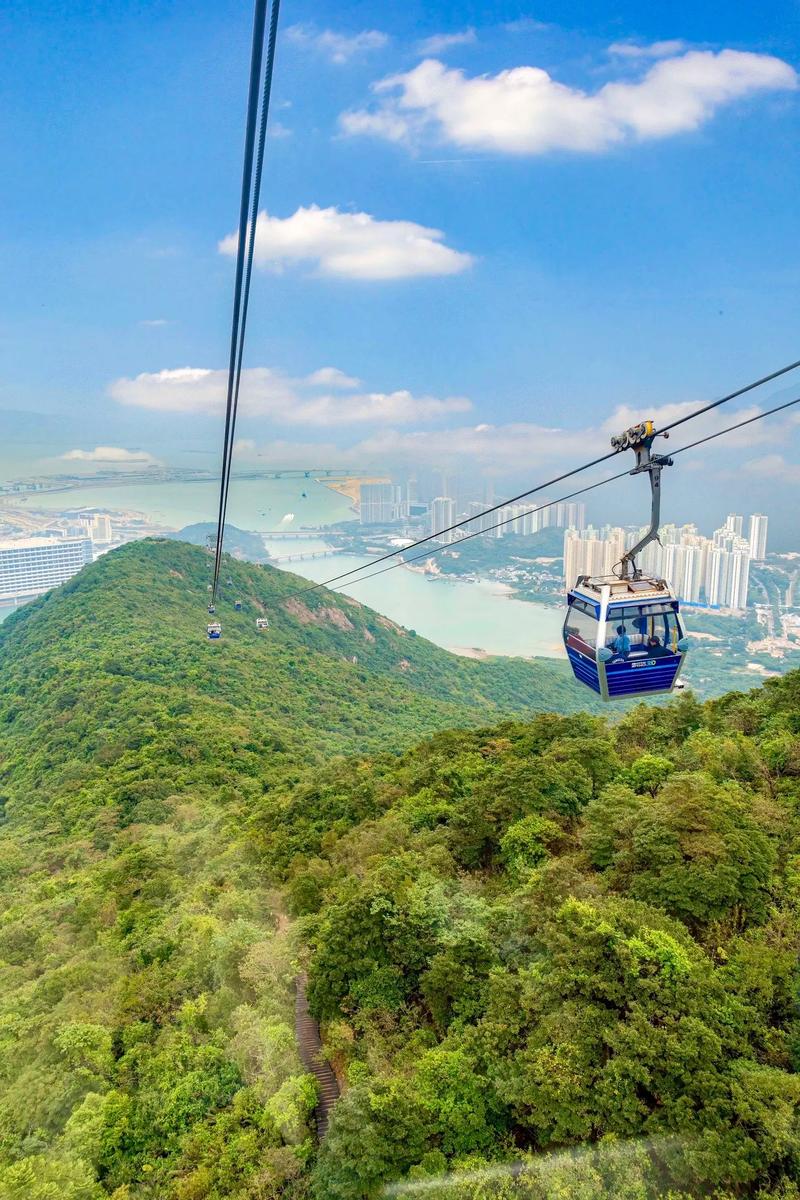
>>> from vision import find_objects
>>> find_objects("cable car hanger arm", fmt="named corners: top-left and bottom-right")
top-left (611, 421), bottom-right (673, 580)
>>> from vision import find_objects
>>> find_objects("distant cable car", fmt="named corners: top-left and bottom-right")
top-left (207, 621), bottom-right (222, 640)
top-left (234, 599), bottom-right (242, 611)
top-left (208, 604), bottom-right (216, 615)
top-left (563, 421), bottom-right (689, 701)
top-left (256, 617), bottom-right (269, 630)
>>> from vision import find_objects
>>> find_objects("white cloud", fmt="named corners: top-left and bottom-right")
top-left (417, 29), bottom-right (476, 56)
top-left (219, 205), bottom-right (474, 280)
top-left (62, 446), bottom-right (161, 465)
top-left (354, 421), bottom-right (575, 468)
top-left (179, 391), bottom-right (798, 477)
top-left (341, 48), bottom-right (796, 154)
top-left (304, 367), bottom-right (360, 389)
top-left (138, 318), bottom-right (169, 327)
top-left (743, 453), bottom-right (800, 483)
top-left (290, 390), bottom-right (472, 425)
top-left (236, 422), bottom-right (578, 473)
top-left (286, 24), bottom-right (388, 64)
top-left (340, 108), bottom-right (414, 143)
top-left (109, 366), bottom-right (472, 426)
top-left (608, 40), bottom-right (688, 59)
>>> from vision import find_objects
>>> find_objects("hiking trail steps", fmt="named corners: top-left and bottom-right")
top-left (295, 972), bottom-right (340, 1140)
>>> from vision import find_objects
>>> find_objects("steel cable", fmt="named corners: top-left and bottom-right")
top-left (215, 0), bottom-right (282, 593)
top-left (283, 359), bottom-right (800, 599)
top-left (284, 393), bottom-right (800, 600)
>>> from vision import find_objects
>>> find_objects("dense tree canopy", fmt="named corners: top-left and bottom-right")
top-left (277, 677), bottom-right (800, 1199)
top-left (0, 540), bottom-right (797, 1198)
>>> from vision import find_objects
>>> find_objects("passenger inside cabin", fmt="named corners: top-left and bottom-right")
top-left (647, 634), bottom-right (668, 657)
top-left (611, 624), bottom-right (631, 656)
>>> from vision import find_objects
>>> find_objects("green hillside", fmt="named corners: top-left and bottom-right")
top-left (0, 540), bottom-right (797, 1199)
top-left (0, 538), bottom-right (588, 769)
top-left (0, 539), bottom-right (582, 1200)
top-left (279, 676), bottom-right (800, 1200)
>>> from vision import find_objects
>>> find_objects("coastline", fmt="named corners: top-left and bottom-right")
top-left (318, 475), bottom-right (389, 507)
top-left (448, 645), bottom-right (491, 659)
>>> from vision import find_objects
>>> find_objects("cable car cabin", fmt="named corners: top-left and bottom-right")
top-left (563, 576), bottom-right (688, 701)
top-left (207, 621), bottom-right (222, 640)
top-left (234, 599), bottom-right (243, 611)
top-left (255, 617), bottom-right (269, 631)
top-left (207, 604), bottom-right (216, 615)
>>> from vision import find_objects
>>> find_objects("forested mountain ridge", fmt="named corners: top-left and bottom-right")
top-left (0, 538), bottom-right (584, 1200)
top-left (0, 540), bottom-right (797, 1199)
top-left (0, 538), bottom-right (587, 766)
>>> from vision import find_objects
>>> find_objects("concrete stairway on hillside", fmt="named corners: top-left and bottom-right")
top-left (295, 973), bottom-right (340, 1140)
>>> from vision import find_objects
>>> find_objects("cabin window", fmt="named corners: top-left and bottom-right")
top-left (605, 605), bottom-right (680, 657)
top-left (564, 601), bottom-right (599, 657)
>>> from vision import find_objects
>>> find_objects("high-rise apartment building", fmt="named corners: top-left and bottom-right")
top-left (359, 483), bottom-right (407, 525)
top-left (553, 501), bottom-right (586, 530)
top-left (430, 497), bottom-right (457, 544)
top-left (0, 536), bottom-right (93, 602)
top-left (466, 500), bottom-right (502, 537)
top-left (564, 526), bottom-right (626, 584)
top-left (91, 513), bottom-right (113, 544)
top-left (465, 497), bottom-right (586, 539)
top-left (748, 513), bottom-right (768, 562)
top-left (726, 545), bottom-right (751, 610)
top-left (563, 515), bottom-right (756, 611)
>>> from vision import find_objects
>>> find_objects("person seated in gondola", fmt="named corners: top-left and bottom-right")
top-left (610, 624), bottom-right (631, 657)
top-left (647, 634), bottom-right (668, 657)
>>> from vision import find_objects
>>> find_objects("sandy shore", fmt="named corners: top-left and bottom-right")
top-left (448, 645), bottom-right (491, 659)
top-left (319, 476), bottom-right (389, 505)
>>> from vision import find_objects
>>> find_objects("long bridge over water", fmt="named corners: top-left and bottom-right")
top-left (269, 548), bottom-right (344, 564)
top-left (1, 467), bottom-right (378, 497)
top-left (261, 529), bottom-right (351, 540)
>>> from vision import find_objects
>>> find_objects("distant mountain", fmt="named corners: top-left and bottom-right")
top-left (165, 522), bottom-right (272, 563)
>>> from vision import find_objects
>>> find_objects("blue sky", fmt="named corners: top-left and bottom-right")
top-left (2, 0), bottom-right (799, 541)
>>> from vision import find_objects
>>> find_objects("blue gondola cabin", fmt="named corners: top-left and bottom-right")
top-left (564, 575), bottom-right (688, 701)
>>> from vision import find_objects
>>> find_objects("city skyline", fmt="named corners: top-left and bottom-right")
top-left (563, 510), bottom-right (768, 612)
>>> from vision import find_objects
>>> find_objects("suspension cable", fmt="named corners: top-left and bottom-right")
top-left (286, 392), bottom-right (800, 600)
top-left (216, 0), bottom-right (282, 592)
top-left (316, 470), bottom-right (634, 594)
top-left (211, 0), bottom-right (281, 606)
top-left (659, 358), bottom-right (800, 435)
top-left (669, 393), bottom-right (800, 457)
top-left (285, 358), bottom-right (800, 599)
top-left (212, 0), bottom-right (268, 603)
